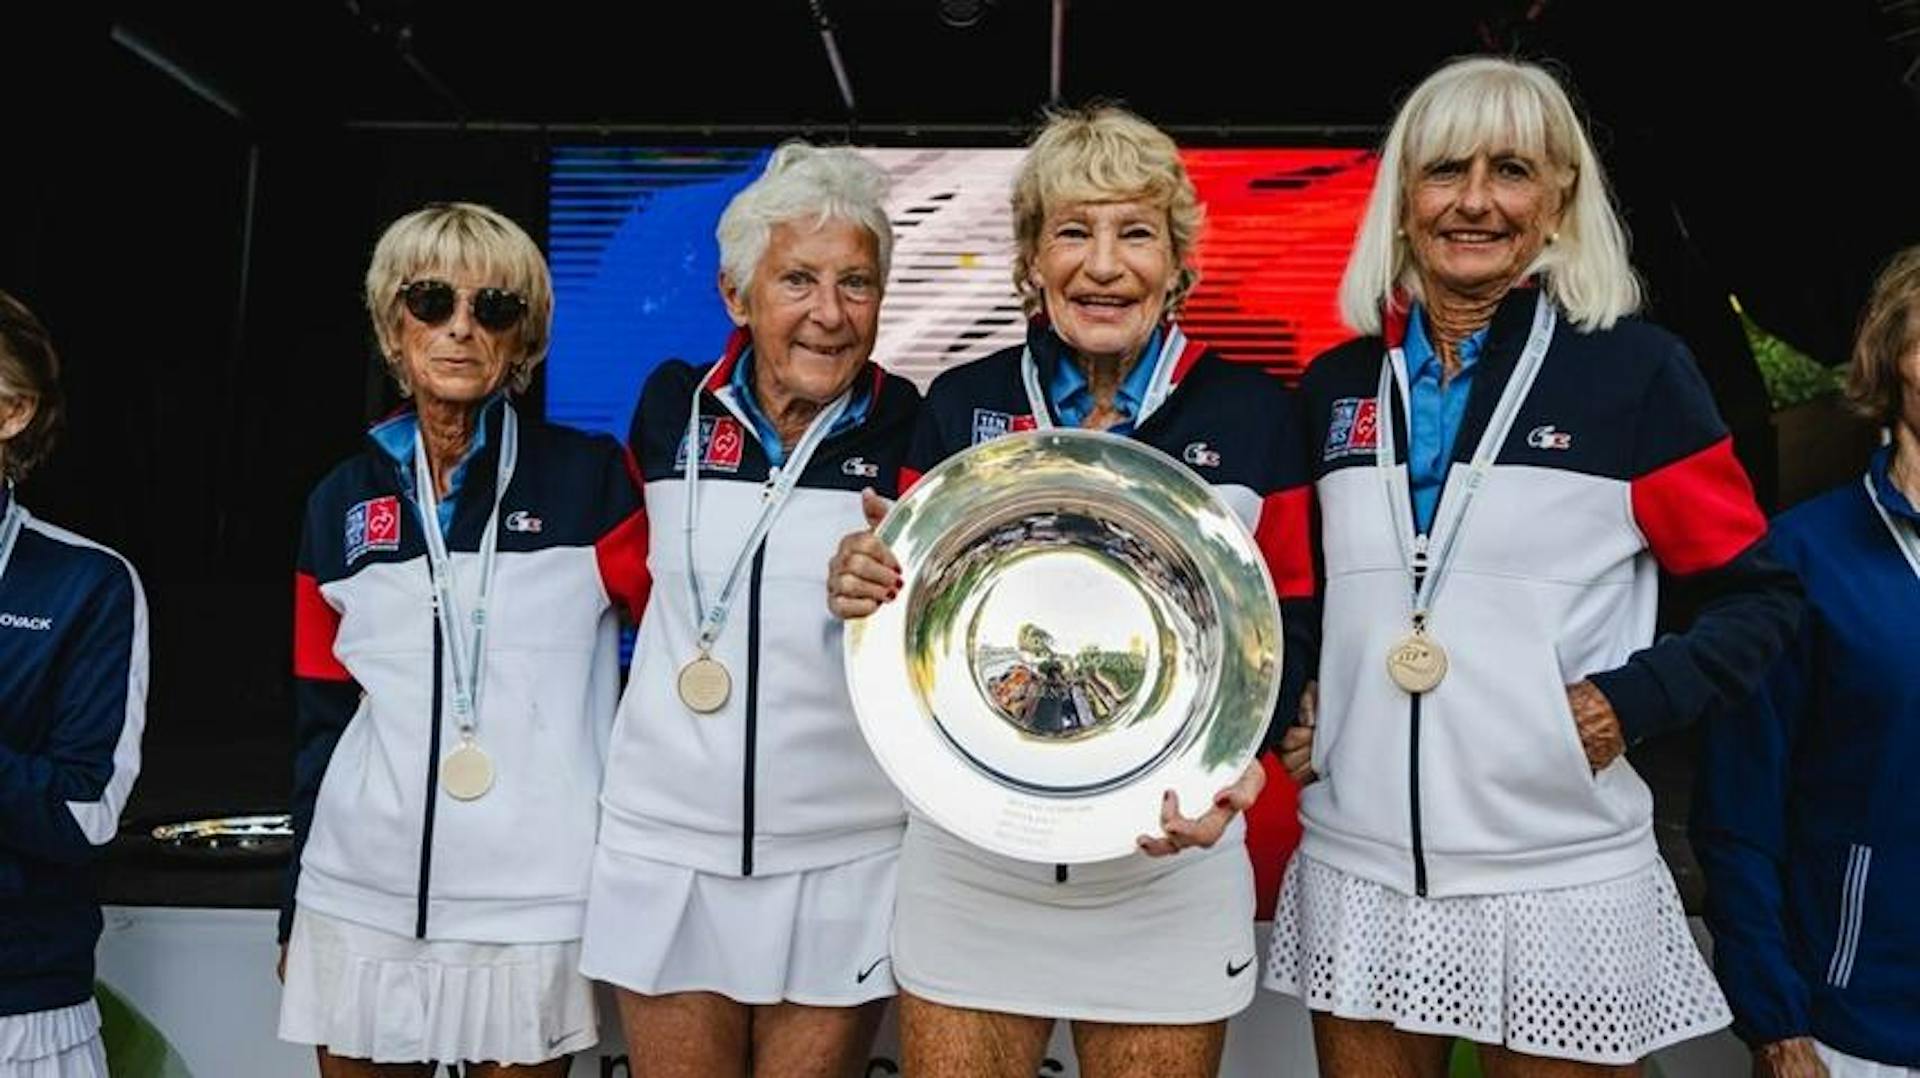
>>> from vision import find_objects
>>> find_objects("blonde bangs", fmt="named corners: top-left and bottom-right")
top-left (1401, 70), bottom-right (1562, 180)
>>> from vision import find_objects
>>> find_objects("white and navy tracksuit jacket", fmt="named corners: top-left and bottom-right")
top-left (1298, 287), bottom-right (1802, 898)
top-left (596, 335), bottom-right (920, 878)
top-left (903, 323), bottom-right (1319, 880)
top-left (0, 487), bottom-right (147, 1016)
top-left (287, 400), bottom-right (647, 943)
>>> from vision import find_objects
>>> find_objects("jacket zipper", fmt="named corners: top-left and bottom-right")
top-left (741, 546), bottom-right (767, 876)
top-left (1408, 534), bottom-right (1430, 898)
top-left (1408, 692), bottom-right (1428, 897)
top-left (416, 612), bottom-right (444, 937)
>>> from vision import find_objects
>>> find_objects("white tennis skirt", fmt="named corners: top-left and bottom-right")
top-left (0, 1001), bottom-right (105, 1078)
top-left (892, 817), bottom-right (1257, 1025)
top-left (278, 906), bottom-right (597, 1065)
top-left (579, 844), bottom-right (898, 1007)
top-left (1263, 853), bottom-right (1731, 1065)
top-left (1817, 1042), bottom-right (1920, 1078)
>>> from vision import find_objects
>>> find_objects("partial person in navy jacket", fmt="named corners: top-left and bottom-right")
top-left (0, 290), bottom-right (149, 1078)
top-left (1695, 245), bottom-right (1920, 1078)
top-left (1267, 57), bottom-right (1802, 1077)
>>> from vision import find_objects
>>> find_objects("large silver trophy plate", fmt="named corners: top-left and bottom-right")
top-left (844, 429), bottom-right (1281, 862)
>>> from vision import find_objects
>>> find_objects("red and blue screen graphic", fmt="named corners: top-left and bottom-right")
top-left (546, 146), bottom-right (1378, 438)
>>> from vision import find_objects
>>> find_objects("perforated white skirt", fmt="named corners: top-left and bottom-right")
top-left (1263, 853), bottom-right (1730, 1064)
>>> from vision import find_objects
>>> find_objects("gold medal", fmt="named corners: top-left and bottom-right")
top-left (677, 655), bottom-right (732, 714)
top-left (1386, 628), bottom-right (1447, 694)
top-left (440, 738), bottom-right (495, 800)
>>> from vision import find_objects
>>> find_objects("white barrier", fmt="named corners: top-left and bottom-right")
top-left (96, 906), bottom-right (1749, 1077)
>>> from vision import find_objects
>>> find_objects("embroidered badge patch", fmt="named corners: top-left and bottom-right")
top-left (971, 409), bottom-right (1038, 445)
top-left (1323, 397), bottom-right (1380, 461)
top-left (345, 496), bottom-right (402, 564)
top-left (677, 416), bottom-right (746, 473)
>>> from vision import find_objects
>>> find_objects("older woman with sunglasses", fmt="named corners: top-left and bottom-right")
top-left (278, 202), bottom-right (648, 1077)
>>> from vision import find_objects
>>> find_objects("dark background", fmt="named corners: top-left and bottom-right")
top-left (2, 1), bottom-right (1913, 901)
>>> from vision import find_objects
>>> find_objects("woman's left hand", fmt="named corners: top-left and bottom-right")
top-left (1137, 759), bottom-right (1266, 857)
top-left (1567, 679), bottom-right (1625, 772)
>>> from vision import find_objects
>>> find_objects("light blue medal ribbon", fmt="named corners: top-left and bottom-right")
top-left (1018, 324), bottom-right (1187, 431)
top-left (412, 403), bottom-right (519, 798)
top-left (677, 380), bottom-right (851, 713)
top-left (1375, 292), bottom-right (1556, 693)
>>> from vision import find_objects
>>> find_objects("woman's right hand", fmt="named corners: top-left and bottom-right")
top-left (827, 488), bottom-right (902, 620)
top-left (276, 942), bottom-right (288, 984)
top-left (1752, 1038), bottom-right (1828, 1078)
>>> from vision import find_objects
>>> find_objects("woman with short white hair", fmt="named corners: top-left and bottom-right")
top-left (581, 143), bottom-right (920, 1078)
top-left (1267, 56), bottom-right (1802, 1076)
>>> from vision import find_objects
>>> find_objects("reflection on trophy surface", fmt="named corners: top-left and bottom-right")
top-left (844, 429), bottom-right (1281, 862)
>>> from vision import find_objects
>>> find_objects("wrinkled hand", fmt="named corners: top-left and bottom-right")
top-left (1752, 1038), bottom-right (1828, 1078)
top-left (1567, 679), bottom-right (1625, 772)
top-left (1279, 680), bottom-right (1318, 785)
top-left (826, 488), bottom-right (900, 620)
top-left (1138, 759), bottom-right (1266, 857)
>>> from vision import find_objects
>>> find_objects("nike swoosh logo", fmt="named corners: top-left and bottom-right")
top-left (1226, 957), bottom-right (1254, 977)
top-left (856, 956), bottom-right (890, 983)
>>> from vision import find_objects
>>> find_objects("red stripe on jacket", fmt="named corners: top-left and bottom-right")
top-left (597, 509), bottom-right (652, 621)
top-left (1631, 436), bottom-right (1767, 575)
top-left (1254, 486), bottom-right (1316, 599)
top-left (293, 572), bottom-right (351, 681)
top-left (1169, 334), bottom-right (1209, 384)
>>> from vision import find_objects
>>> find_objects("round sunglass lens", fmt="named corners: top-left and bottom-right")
top-left (472, 289), bottom-right (527, 331)
top-left (404, 281), bottom-right (457, 324)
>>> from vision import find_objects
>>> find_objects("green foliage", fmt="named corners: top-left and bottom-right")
top-left (97, 981), bottom-right (196, 1077)
top-left (1737, 301), bottom-right (1843, 410)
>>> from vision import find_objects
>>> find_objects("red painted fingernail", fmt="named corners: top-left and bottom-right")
top-left (886, 589), bottom-right (897, 600)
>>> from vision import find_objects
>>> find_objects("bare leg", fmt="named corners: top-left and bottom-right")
top-left (898, 992), bottom-right (1054, 1078)
top-left (314, 1050), bottom-right (433, 1078)
top-left (1071, 1018), bottom-right (1227, 1078)
top-left (750, 999), bottom-right (890, 1078)
top-left (1308, 1014), bottom-right (1453, 1078)
top-left (613, 988), bottom-right (749, 1078)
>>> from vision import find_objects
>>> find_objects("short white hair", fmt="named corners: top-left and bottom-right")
top-left (1340, 56), bottom-right (1642, 335)
top-left (716, 142), bottom-right (893, 296)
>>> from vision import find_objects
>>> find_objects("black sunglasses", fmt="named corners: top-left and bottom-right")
top-left (398, 279), bottom-right (528, 332)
